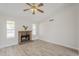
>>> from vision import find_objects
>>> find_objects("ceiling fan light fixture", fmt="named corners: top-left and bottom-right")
top-left (24, 3), bottom-right (44, 14)
top-left (31, 8), bottom-right (37, 14)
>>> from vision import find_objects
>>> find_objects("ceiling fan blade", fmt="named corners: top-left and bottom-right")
top-left (38, 3), bottom-right (43, 7)
top-left (24, 9), bottom-right (30, 11)
top-left (32, 3), bottom-right (35, 6)
top-left (37, 9), bottom-right (44, 13)
top-left (26, 3), bottom-right (32, 6)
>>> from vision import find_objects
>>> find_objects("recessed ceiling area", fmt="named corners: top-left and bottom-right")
top-left (0, 3), bottom-right (75, 22)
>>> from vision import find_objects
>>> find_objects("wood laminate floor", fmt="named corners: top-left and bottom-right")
top-left (0, 40), bottom-right (78, 56)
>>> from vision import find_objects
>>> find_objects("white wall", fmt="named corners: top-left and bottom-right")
top-left (39, 6), bottom-right (77, 49)
top-left (77, 4), bottom-right (79, 49)
top-left (0, 16), bottom-right (39, 48)
top-left (78, 8), bottom-right (79, 50)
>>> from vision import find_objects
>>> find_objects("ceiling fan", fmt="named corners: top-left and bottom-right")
top-left (24, 3), bottom-right (44, 14)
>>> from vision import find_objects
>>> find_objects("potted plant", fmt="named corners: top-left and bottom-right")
top-left (22, 25), bottom-right (28, 31)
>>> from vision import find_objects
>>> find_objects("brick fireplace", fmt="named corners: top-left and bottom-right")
top-left (18, 31), bottom-right (32, 44)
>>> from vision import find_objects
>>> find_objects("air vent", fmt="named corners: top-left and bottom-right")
top-left (49, 19), bottom-right (54, 22)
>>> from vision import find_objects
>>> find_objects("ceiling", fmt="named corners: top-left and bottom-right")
top-left (0, 3), bottom-right (75, 22)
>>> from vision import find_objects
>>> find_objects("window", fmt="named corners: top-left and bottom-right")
top-left (32, 24), bottom-right (36, 35)
top-left (7, 20), bottom-right (15, 38)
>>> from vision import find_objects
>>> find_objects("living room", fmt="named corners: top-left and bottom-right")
top-left (0, 3), bottom-right (79, 56)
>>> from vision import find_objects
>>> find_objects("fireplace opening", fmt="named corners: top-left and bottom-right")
top-left (21, 35), bottom-right (30, 42)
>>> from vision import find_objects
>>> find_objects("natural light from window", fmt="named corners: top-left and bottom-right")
top-left (32, 24), bottom-right (36, 35)
top-left (7, 20), bottom-right (15, 38)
